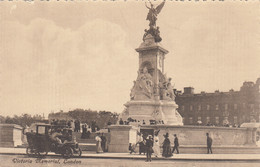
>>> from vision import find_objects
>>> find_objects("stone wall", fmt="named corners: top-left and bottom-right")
top-left (0, 124), bottom-right (23, 147)
top-left (141, 125), bottom-right (257, 147)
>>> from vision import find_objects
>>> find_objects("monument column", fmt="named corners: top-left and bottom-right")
top-left (118, 1), bottom-right (183, 126)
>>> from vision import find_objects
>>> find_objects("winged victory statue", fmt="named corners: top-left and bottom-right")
top-left (143, 1), bottom-right (165, 43)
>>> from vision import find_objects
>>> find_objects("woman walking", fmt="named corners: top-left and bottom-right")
top-left (95, 133), bottom-right (103, 153)
top-left (162, 133), bottom-right (172, 157)
top-left (153, 130), bottom-right (160, 157)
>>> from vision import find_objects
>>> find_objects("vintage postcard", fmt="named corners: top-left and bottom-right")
top-left (0, 0), bottom-right (259, 167)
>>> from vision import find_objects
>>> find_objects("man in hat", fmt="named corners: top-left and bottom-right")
top-left (172, 134), bottom-right (179, 154)
top-left (145, 135), bottom-right (153, 162)
top-left (206, 133), bottom-right (213, 154)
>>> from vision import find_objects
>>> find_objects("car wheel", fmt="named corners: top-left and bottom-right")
top-left (73, 147), bottom-right (82, 157)
top-left (63, 147), bottom-right (73, 159)
top-left (26, 147), bottom-right (34, 157)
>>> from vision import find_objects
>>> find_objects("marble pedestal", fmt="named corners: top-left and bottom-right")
top-left (108, 125), bottom-right (139, 153)
top-left (0, 124), bottom-right (23, 147)
top-left (123, 100), bottom-right (183, 125)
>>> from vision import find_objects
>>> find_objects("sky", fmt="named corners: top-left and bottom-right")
top-left (0, 1), bottom-right (259, 117)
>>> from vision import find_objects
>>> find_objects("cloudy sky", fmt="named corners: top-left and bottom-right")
top-left (0, 1), bottom-right (259, 117)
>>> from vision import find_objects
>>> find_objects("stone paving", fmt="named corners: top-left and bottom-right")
top-left (0, 147), bottom-right (260, 161)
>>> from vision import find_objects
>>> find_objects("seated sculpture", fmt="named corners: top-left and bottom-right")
top-left (130, 67), bottom-right (154, 100)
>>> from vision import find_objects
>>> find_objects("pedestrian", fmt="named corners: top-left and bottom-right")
top-left (129, 143), bottom-right (136, 154)
top-left (162, 133), bottom-right (172, 157)
top-left (137, 132), bottom-right (145, 155)
top-left (67, 120), bottom-right (71, 128)
top-left (81, 124), bottom-right (87, 139)
top-left (172, 134), bottom-right (179, 154)
top-left (206, 133), bottom-right (213, 154)
top-left (145, 135), bottom-right (153, 162)
top-left (100, 133), bottom-right (107, 152)
top-left (74, 120), bottom-right (77, 132)
top-left (95, 133), bottom-right (103, 153)
top-left (153, 130), bottom-right (160, 157)
top-left (119, 118), bottom-right (124, 125)
top-left (71, 120), bottom-right (75, 132)
top-left (76, 120), bottom-right (81, 132)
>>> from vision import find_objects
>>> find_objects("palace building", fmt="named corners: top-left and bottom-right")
top-left (175, 78), bottom-right (260, 126)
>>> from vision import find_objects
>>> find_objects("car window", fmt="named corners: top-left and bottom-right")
top-left (38, 126), bottom-right (45, 134)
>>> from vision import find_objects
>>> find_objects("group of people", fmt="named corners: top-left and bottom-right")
top-left (49, 128), bottom-right (72, 145)
top-left (197, 121), bottom-right (240, 128)
top-left (119, 118), bottom-right (165, 126)
top-left (129, 132), bottom-right (213, 162)
top-left (50, 119), bottom-right (102, 139)
top-left (50, 119), bottom-right (81, 132)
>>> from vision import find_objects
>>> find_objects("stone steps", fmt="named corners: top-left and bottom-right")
top-left (79, 143), bottom-right (96, 151)
top-left (73, 132), bottom-right (97, 151)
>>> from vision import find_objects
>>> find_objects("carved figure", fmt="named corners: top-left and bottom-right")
top-left (165, 78), bottom-right (175, 100)
top-left (159, 73), bottom-right (175, 100)
top-left (144, 1), bottom-right (165, 43)
top-left (138, 67), bottom-right (154, 97)
top-left (130, 67), bottom-right (154, 100)
top-left (130, 81), bottom-right (137, 100)
top-left (145, 1), bottom-right (165, 27)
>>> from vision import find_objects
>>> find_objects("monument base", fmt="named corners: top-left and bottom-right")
top-left (123, 100), bottom-right (183, 125)
top-left (107, 124), bottom-right (259, 153)
top-left (0, 124), bottom-right (23, 148)
top-left (108, 125), bottom-right (139, 153)
top-left (141, 125), bottom-right (257, 146)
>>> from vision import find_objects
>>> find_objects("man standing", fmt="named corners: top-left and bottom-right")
top-left (172, 134), bottom-right (179, 154)
top-left (206, 133), bottom-right (213, 154)
top-left (145, 135), bottom-right (153, 162)
top-left (100, 133), bottom-right (107, 152)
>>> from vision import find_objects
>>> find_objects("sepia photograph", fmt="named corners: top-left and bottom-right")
top-left (0, 0), bottom-right (259, 166)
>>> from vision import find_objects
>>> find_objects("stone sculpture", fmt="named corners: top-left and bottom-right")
top-left (144, 1), bottom-right (165, 43)
top-left (130, 67), bottom-right (154, 100)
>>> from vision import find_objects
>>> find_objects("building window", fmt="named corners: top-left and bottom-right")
top-left (243, 103), bottom-right (246, 108)
top-left (190, 105), bottom-right (193, 111)
top-left (182, 105), bottom-right (185, 111)
top-left (206, 117), bottom-right (210, 123)
top-left (189, 117), bottom-right (193, 124)
top-left (197, 117), bottom-right (202, 125)
top-left (216, 104), bottom-right (219, 110)
top-left (198, 116), bottom-right (201, 121)
top-left (234, 116), bottom-right (238, 124)
top-left (250, 116), bottom-right (256, 123)
top-left (198, 105), bottom-right (201, 111)
top-left (225, 104), bottom-right (228, 110)
top-left (215, 117), bottom-right (219, 124)
top-left (207, 104), bottom-right (210, 110)
top-left (223, 117), bottom-right (229, 125)
top-left (234, 104), bottom-right (237, 110)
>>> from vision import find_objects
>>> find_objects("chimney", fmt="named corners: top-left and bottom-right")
top-left (183, 87), bottom-right (194, 94)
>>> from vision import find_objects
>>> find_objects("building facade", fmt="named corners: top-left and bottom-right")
top-left (175, 78), bottom-right (260, 126)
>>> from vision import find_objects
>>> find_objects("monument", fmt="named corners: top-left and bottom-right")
top-left (120, 1), bottom-right (183, 126)
top-left (108, 2), bottom-right (259, 153)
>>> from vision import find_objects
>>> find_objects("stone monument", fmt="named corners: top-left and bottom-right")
top-left (109, 2), bottom-right (259, 153)
top-left (120, 1), bottom-right (183, 125)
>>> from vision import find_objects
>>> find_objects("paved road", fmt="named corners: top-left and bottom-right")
top-left (0, 155), bottom-right (259, 167)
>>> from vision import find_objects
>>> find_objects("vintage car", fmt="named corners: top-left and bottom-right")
top-left (25, 123), bottom-right (82, 158)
